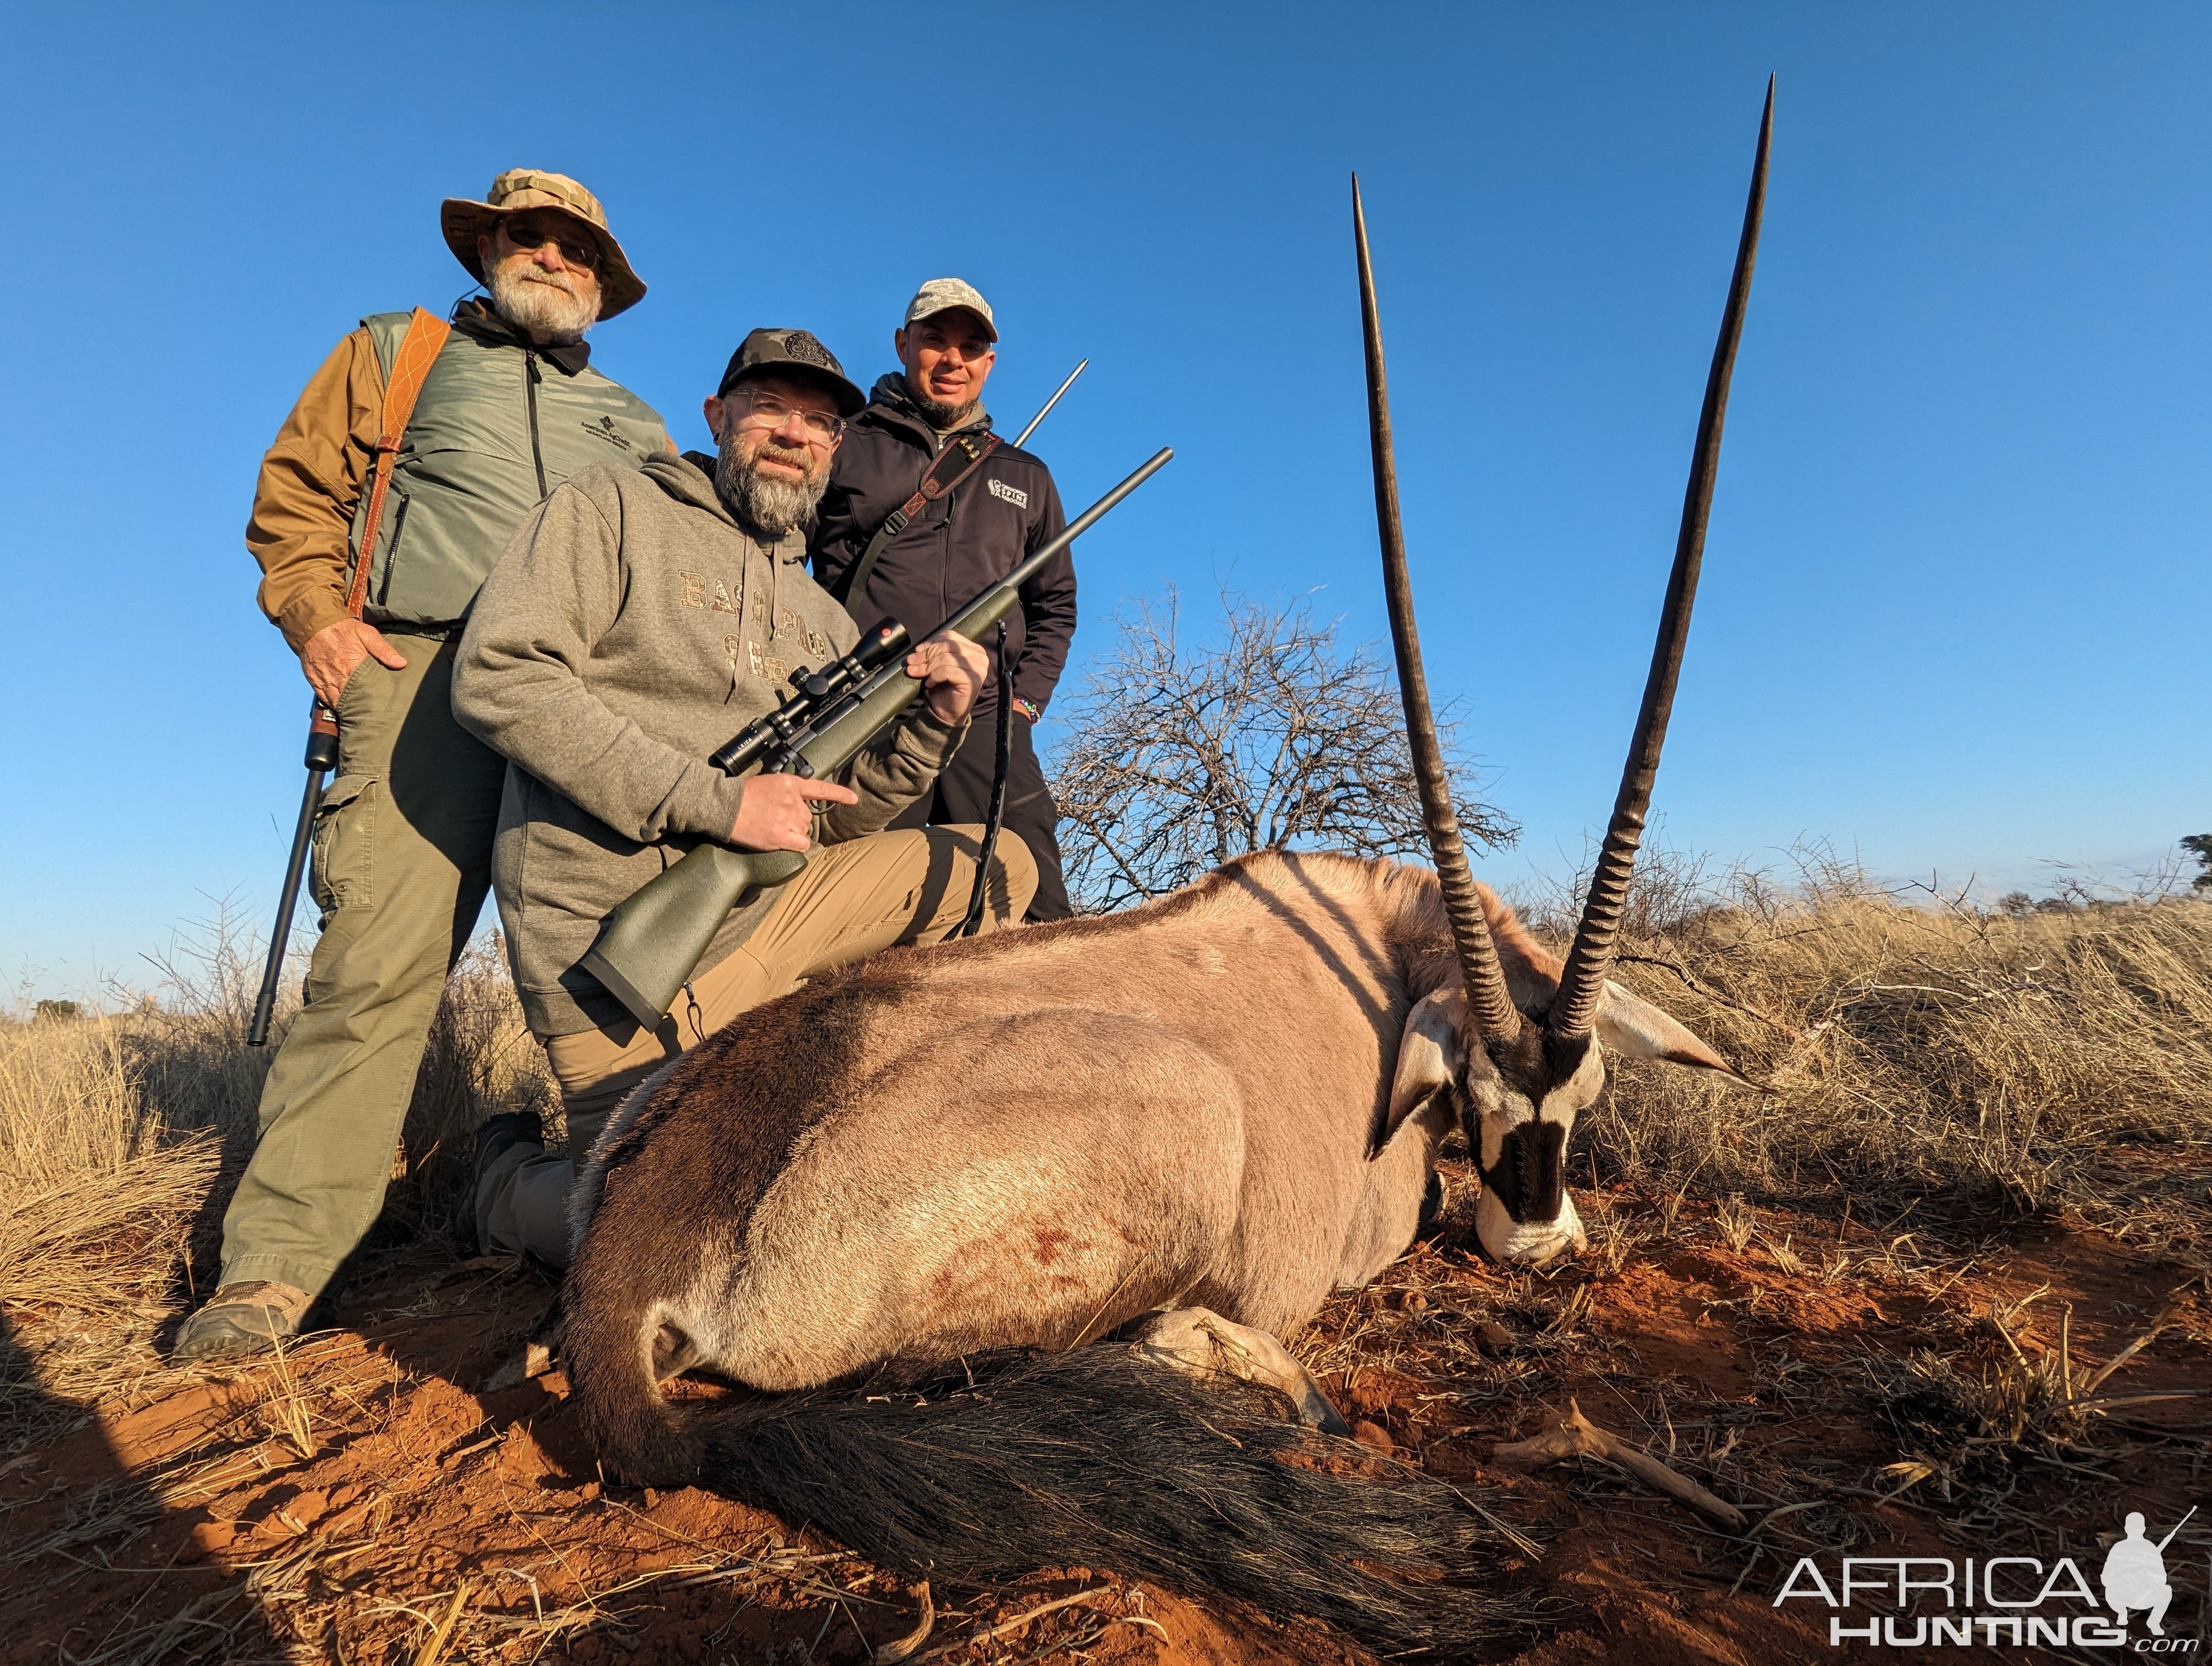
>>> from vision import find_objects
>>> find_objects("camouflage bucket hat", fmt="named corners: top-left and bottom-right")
top-left (440, 168), bottom-right (647, 321)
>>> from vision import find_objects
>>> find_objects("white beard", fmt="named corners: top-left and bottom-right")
top-left (487, 262), bottom-right (599, 344)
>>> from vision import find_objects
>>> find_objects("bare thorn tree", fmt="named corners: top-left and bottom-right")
top-left (1047, 587), bottom-right (1517, 913)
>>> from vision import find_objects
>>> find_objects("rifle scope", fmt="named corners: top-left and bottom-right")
top-left (709, 619), bottom-right (910, 777)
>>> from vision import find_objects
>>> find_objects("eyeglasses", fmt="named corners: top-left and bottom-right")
top-left (498, 217), bottom-right (601, 271)
top-left (729, 388), bottom-right (846, 445)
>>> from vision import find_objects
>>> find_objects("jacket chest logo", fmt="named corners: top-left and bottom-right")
top-left (684, 574), bottom-right (833, 682)
top-left (986, 478), bottom-right (1028, 508)
top-left (581, 414), bottom-right (633, 451)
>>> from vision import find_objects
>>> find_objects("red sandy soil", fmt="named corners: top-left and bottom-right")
top-left (5, 1176), bottom-right (2206, 1665)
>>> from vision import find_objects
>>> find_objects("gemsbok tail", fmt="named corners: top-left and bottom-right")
top-left (567, 1295), bottom-right (1542, 1655)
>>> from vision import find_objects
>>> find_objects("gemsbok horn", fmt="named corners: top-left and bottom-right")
top-left (1354, 80), bottom-right (1769, 1264)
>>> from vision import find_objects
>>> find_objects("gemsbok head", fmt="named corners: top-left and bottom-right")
top-left (1354, 82), bottom-right (1772, 1265)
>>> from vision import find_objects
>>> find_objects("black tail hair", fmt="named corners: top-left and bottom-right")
top-left (696, 1347), bottom-right (1546, 1657)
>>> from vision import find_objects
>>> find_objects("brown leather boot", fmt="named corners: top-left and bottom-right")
top-left (172, 1280), bottom-right (315, 1362)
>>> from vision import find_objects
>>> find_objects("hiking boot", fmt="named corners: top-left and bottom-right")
top-left (172, 1281), bottom-right (314, 1363)
top-left (469, 1111), bottom-right (544, 1254)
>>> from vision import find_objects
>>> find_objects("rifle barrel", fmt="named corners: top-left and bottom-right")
top-left (248, 765), bottom-right (326, 1046)
top-left (981, 445), bottom-right (1170, 605)
top-left (1013, 359), bottom-right (1088, 448)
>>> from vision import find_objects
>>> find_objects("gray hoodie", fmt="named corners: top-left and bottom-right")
top-left (453, 450), bottom-right (966, 1036)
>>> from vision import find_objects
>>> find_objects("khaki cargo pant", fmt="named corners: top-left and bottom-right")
top-left (220, 634), bottom-right (506, 1299)
top-left (474, 823), bottom-right (1038, 1266)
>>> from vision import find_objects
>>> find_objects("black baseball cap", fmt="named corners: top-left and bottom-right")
top-left (717, 328), bottom-right (865, 417)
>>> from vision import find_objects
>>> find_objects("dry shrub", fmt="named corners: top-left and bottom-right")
top-left (0, 925), bottom-right (551, 1425)
top-left (1544, 850), bottom-right (2212, 1254)
top-left (1051, 588), bottom-right (1515, 912)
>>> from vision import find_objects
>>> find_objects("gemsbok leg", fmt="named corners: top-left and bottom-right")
top-left (1130, 1306), bottom-right (1352, 1435)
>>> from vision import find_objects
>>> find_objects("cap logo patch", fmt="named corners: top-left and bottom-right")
top-left (780, 331), bottom-right (838, 371)
top-left (987, 478), bottom-right (1028, 508)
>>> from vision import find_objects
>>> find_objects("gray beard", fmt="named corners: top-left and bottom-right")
top-left (487, 264), bottom-right (598, 344)
top-left (716, 431), bottom-right (828, 537)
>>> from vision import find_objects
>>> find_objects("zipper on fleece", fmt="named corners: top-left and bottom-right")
top-left (525, 353), bottom-right (548, 499)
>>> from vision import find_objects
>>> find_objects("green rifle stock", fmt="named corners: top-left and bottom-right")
top-left (579, 446), bottom-right (1173, 1027)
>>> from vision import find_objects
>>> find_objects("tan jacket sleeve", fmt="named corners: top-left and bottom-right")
top-left (247, 328), bottom-right (385, 653)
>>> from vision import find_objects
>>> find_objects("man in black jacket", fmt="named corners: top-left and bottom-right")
top-left (809, 279), bottom-right (1076, 920)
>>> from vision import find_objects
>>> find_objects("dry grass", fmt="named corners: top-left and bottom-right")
top-left (0, 924), bottom-right (552, 1438)
top-left (1531, 853), bottom-right (2212, 1259)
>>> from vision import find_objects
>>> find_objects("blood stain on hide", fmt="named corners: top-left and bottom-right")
top-left (1033, 1227), bottom-right (1073, 1265)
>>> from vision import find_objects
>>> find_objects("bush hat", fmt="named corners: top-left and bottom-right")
top-left (717, 328), bottom-right (866, 418)
top-left (441, 169), bottom-right (647, 321)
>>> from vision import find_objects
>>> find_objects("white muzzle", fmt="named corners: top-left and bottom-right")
top-left (1475, 1187), bottom-right (1587, 1265)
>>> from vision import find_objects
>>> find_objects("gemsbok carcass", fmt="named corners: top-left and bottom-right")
top-left (561, 85), bottom-right (1775, 1655)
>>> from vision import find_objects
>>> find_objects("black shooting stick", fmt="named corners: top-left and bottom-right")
top-left (582, 446), bottom-right (1172, 1027)
top-left (955, 621), bottom-right (1017, 939)
top-left (951, 355), bottom-right (1083, 935)
top-left (248, 706), bottom-right (340, 1046)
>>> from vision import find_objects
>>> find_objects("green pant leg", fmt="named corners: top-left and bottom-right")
top-left (220, 635), bottom-right (506, 1298)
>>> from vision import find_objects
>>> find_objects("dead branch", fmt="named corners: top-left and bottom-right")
top-left (869, 1582), bottom-right (933, 1664)
top-left (2080, 1319), bottom-right (2172, 1397)
top-left (1613, 950), bottom-right (1799, 1036)
top-left (909, 1586), bottom-right (1113, 1663)
top-left (1490, 1399), bottom-right (1747, 1529)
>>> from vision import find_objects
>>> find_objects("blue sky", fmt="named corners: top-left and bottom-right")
top-left (2, 3), bottom-right (2205, 998)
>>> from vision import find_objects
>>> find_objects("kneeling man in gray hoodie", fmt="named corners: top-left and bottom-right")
top-left (452, 329), bottom-right (1037, 1265)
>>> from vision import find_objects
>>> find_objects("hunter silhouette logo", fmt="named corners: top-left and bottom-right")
top-left (2105, 1508), bottom-right (2192, 1636)
top-left (582, 413), bottom-right (633, 451)
top-left (1773, 1503), bottom-right (2200, 1650)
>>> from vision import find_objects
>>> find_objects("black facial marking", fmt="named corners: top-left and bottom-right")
top-left (1542, 1027), bottom-right (1594, 1084)
top-left (1480, 1119), bottom-right (1567, 1224)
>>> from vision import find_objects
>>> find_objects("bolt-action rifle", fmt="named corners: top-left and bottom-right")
top-left (580, 445), bottom-right (1173, 1028)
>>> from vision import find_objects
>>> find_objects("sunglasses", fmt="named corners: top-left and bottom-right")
top-left (498, 217), bottom-right (601, 272)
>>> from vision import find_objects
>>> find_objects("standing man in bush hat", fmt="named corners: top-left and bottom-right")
top-left (809, 279), bottom-right (1077, 921)
top-left (176, 170), bottom-right (670, 1362)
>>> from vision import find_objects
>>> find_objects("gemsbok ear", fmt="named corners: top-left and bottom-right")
top-left (1596, 982), bottom-right (1746, 1081)
top-left (1378, 989), bottom-right (1467, 1154)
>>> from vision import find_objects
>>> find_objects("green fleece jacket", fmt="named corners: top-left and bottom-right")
top-left (452, 450), bottom-right (967, 1036)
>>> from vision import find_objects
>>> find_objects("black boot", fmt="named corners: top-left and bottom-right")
top-left (467, 1111), bottom-right (543, 1256)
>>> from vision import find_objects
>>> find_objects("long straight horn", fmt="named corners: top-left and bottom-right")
top-left (1354, 175), bottom-right (1524, 1046)
top-left (1550, 79), bottom-right (1774, 1043)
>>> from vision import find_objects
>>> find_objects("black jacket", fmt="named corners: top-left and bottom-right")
top-left (809, 375), bottom-right (1075, 713)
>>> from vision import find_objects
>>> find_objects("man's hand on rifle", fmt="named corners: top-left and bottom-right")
top-left (302, 618), bottom-right (409, 708)
top-left (909, 631), bottom-right (989, 726)
top-left (731, 774), bottom-right (859, 853)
